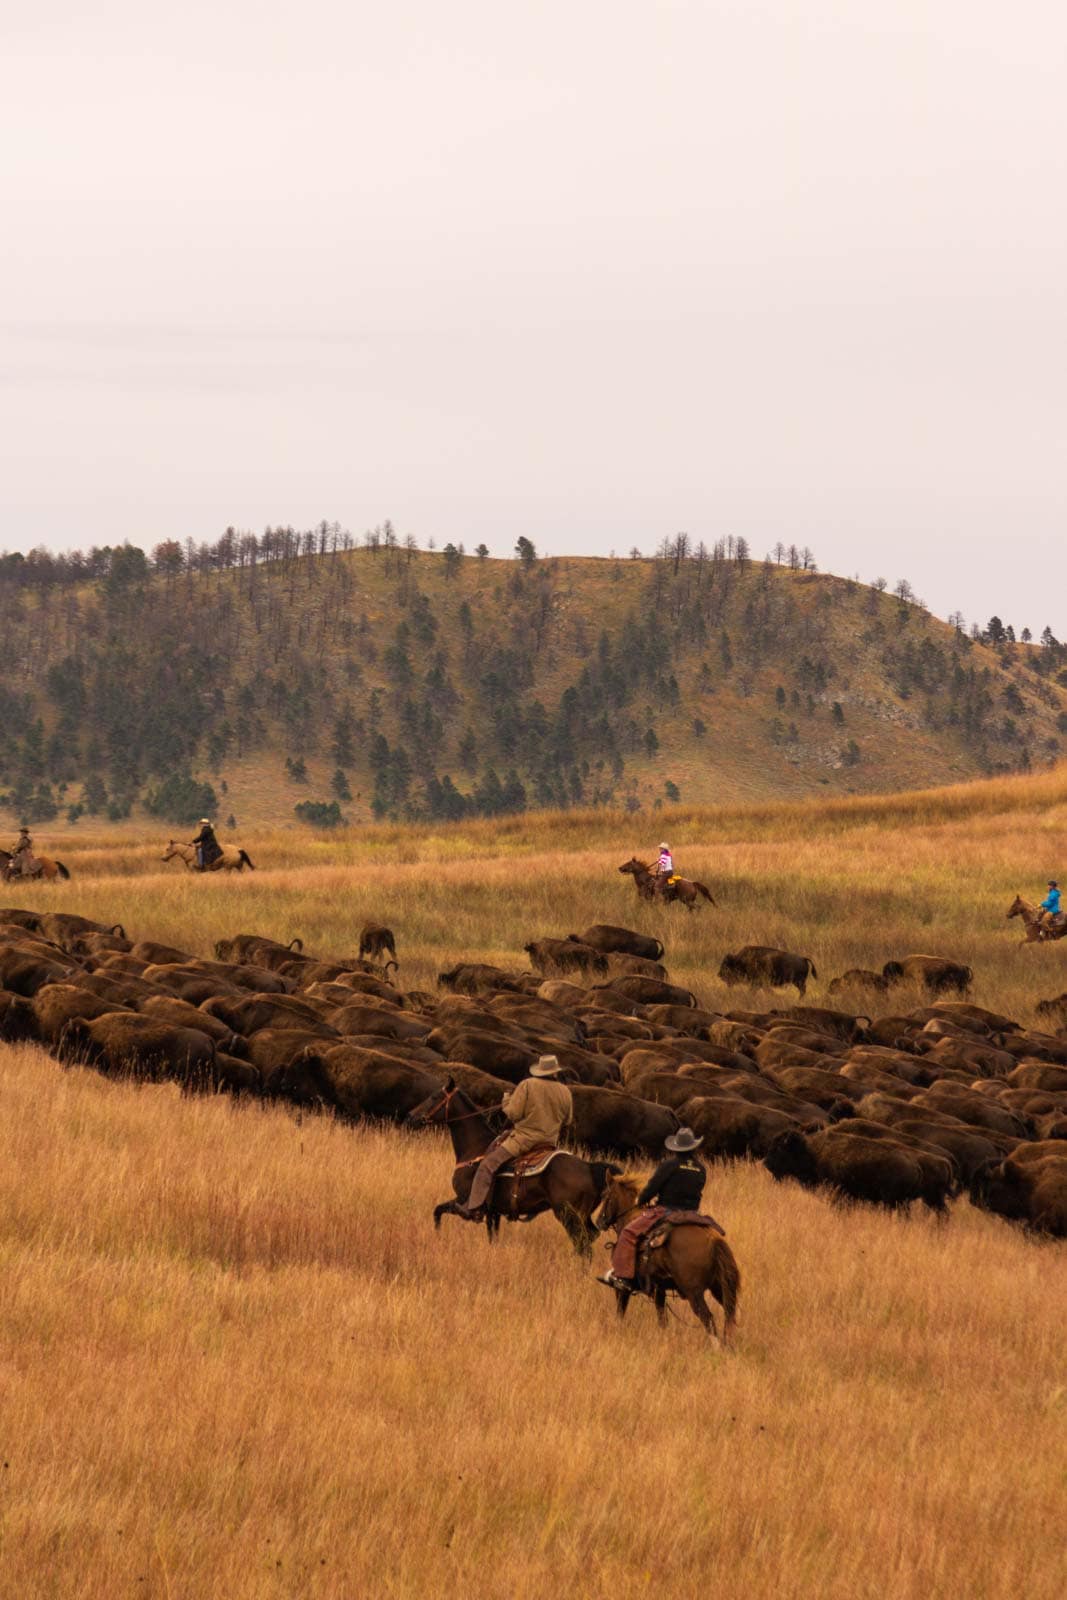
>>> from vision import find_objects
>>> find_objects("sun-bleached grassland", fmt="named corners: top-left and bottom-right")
top-left (1, 1041), bottom-right (1065, 1600)
top-left (3, 768), bottom-right (1067, 1598)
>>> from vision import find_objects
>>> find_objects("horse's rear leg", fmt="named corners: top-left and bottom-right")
top-left (653, 1286), bottom-right (669, 1327)
top-left (691, 1294), bottom-right (719, 1340)
top-left (614, 1288), bottom-right (631, 1320)
top-left (433, 1201), bottom-right (459, 1230)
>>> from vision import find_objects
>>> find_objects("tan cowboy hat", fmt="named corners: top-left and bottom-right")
top-left (665, 1126), bottom-right (703, 1153)
top-left (530, 1054), bottom-right (563, 1077)
top-left (660, 841), bottom-right (670, 850)
top-left (200, 817), bottom-right (211, 826)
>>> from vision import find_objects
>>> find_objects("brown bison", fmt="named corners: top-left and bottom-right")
top-left (523, 938), bottom-right (609, 978)
top-left (882, 956), bottom-right (972, 995)
top-left (358, 923), bottom-right (398, 964)
top-left (566, 1084), bottom-right (679, 1158)
top-left (437, 963), bottom-right (526, 995)
top-left (572, 925), bottom-right (664, 961)
top-left (970, 1147), bottom-right (1067, 1236)
top-left (764, 1126), bottom-right (957, 1212)
top-left (826, 969), bottom-right (892, 997)
top-left (57, 1012), bottom-right (218, 1087)
top-left (603, 976), bottom-right (697, 1009)
top-left (718, 947), bottom-right (817, 998)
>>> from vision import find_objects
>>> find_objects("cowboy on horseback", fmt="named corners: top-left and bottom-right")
top-left (597, 1127), bottom-right (713, 1291)
top-left (656, 842), bottom-right (674, 882)
top-left (1039, 880), bottom-right (1064, 932)
top-left (456, 1055), bottom-right (572, 1221)
top-left (189, 817), bottom-right (222, 871)
top-left (10, 826), bottom-right (38, 879)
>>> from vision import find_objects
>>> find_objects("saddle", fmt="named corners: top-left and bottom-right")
top-left (642, 1210), bottom-right (725, 1255)
top-left (503, 1145), bottom-right (563, 1179)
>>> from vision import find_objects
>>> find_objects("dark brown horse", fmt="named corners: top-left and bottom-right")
top-left (408, 1080), bottom-right (620, 1257)
top-left (618, 857), bottom-right (717, 912)
top-left (0, 848), bottom-right (71, 883)
top-left (593, 1173), bottom-right (741, 1343)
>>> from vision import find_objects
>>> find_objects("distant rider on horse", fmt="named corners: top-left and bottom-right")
top-left (190, 817), bottom-right (222, 871)
top-left (456, 1055), bottom-right (572, 1220)
top-left (656, 841), bottom-right (674, 882)
top-left (10, 826), bottom-right (37, 879)
top-left (1039, 880), bottom-right (1063, 932)
top-left (598, 1126), bottom-right (714, 1291)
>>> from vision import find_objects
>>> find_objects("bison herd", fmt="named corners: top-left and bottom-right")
top-left (1, 908), bottom-right (1065, 1239)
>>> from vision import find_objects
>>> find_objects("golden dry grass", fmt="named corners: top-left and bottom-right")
top-left (2, 768), bottom-right (1067, 1598)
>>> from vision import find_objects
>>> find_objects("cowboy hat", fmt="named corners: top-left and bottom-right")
top-left (660, 841), bottom-right (670, 850)
top-left (530, 1054), bottom-right (563, 1077)
top-left (200, 818), bottom-right (211, 826)
top-left (664, 1126), bottom-right (703, 1153)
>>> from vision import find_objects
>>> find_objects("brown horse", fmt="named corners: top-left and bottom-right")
top-left (407, 1080), bottom-right (620, 1257)
top-left (161, 841), bottom-right (256, 873)
top-left (1006, 894), bottom-right (1067, 943)
top-left (593, 1173), bottom-right (741, 1344)
top-left (0, 848), bottom-right (71, 882)
top-left (618, 857), bottom-right (717, 912)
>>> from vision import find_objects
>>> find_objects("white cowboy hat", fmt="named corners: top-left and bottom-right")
top-left (660, 841), bottom-right (670, 850)
top-left (665, 1126), bottom-right (703, 1153)
top-left (200, 818), bottom-right (211, 826)
top-left (530, 1054), bottom-right (563, 1077)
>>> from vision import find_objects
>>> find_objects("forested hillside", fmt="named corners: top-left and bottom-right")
top-left (1, 529), bottom-right (1065, 830)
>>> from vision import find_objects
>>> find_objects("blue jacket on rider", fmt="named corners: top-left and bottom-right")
top-left (1040, 885), bottom-right (1061, 915)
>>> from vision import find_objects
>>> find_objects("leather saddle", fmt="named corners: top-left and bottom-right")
top-left (503, 1145), bottom-right (562, 1180)
top-left (642, 1209), bottom-right (726, 1256)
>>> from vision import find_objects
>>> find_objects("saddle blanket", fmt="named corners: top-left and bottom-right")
top-left (504, 1146), bottom-right (565, 1179)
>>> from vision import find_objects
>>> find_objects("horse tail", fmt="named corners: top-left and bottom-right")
top-left (709, 1237), bottom-right (742, 1328)
top-left (287, 937), bottom-right (303, 952)
top-left (697, 882), bottom-right (716, 905)
top-left (238, 850), bottom-right (255, 871)
top-left (56, 861), bottom-right (71, 881)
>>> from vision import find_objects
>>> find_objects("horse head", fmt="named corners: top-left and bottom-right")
top-left (407, 1077), bottom-right (457, 1127)
top-left (592, 1172), bottom-right (642, 1233)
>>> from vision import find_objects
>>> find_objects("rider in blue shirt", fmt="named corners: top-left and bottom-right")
top-left (1039, 881), bottom-right (1061, 925)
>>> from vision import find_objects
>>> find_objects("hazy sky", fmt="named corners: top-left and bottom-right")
top-left (3, 1), bottom-right (1065, 629)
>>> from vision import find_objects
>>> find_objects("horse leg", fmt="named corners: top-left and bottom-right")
top-left (689, 1293), bottom-right (718, 1340)
top-left (555, 1204), bottom-right (593, 1258)
top-left (614, 1288), bottom-right (631, 1320)
top-left (653, 1286), bottom-right (669, 1328)
top-left (434, 1201), bottom-right (460, 1229)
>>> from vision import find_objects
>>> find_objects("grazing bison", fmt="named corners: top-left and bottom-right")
top-left (318, 1044), bottom-right (438, 1122)
top-left (970, 1148), bottom-right (1067, 1236)
top-left (603, 976), bottom-right (697, 1009)
top-left (213, 934), bottom-right (305, 966)
top-left (1035, 993), bottom-right (1067, 1024)
top-left (718, 947), bottom-right (817, 998)
top-left (0, 949), bottom-right (76, 997)
top-left (764, 1126), bottom-right (956, 1212)
top-left (680, 1094), bottom-right (810, 1160)
top-left (437, 963), bottom-right (526, 996)
top-left (524, 938), bottom-right (609, 978)
top-left (566, 1084), bottom-right (679, 1159)
top-left (358, 923), bottom-right (398, 964)
top-left (572, 925), bottom-right (664, 961)
top-left (57, 1012), bottom-right (218, 1087)
top-left (827, 969), bottom-right (891, 997)
top-left (882, 956), bottom-right (972, 995)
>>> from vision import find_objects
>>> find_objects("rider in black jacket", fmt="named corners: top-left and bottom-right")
top-left (598, 1127), bottom-right (708, 1289)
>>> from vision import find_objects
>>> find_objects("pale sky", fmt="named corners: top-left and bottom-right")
top-left (2, 1), bottom-right (1065, 631)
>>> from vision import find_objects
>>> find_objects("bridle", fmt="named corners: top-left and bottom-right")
top-left (418, 1084), bottom-right (491, 1126)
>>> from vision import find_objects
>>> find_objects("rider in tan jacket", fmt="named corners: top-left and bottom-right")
top-left (458, 1056), bottom-right (572, 1218)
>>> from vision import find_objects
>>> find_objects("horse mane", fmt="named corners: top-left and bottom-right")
top-left (610, 1172), bottom-right (645, 1201)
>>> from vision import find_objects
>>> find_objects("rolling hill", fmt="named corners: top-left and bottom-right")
top-left (1, 534), bottom-right (1064, 832)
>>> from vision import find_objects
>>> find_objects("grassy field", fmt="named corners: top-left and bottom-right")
top-left (2, 768), bottom-right (1067, 1598)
